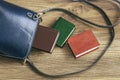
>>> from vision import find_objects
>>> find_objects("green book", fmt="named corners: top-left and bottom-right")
top-left (52, 17), bottom-right (76, 47)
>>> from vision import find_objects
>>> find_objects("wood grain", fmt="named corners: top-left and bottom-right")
top-left (0, 0), bottom-right (120, 80)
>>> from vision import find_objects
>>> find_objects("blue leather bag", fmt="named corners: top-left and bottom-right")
top-left (0, 1), bottom-right (41, 60)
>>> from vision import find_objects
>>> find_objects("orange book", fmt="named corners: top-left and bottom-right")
top-left (68, 30), bottom-right (100, 58)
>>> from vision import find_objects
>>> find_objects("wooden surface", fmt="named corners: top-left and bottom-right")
top-left (0, 0), bottom-right (120, 80)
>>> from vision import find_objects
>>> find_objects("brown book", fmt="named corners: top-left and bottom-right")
top-left (33, 25), bottom-right (60, 53)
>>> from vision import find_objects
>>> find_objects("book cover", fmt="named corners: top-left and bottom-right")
top-left (52, 17), bottom-right (76, 47)
top-left (33, 25), bottom-right (60, 53)
top-left (68, 30), bottom-right (100, 58)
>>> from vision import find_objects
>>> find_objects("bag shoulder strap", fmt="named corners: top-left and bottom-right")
top-left (26, 0), bottom-right (120, 78)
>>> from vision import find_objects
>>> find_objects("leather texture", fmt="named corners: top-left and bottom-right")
top-left (0, 1), bottom-right (41, 59)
